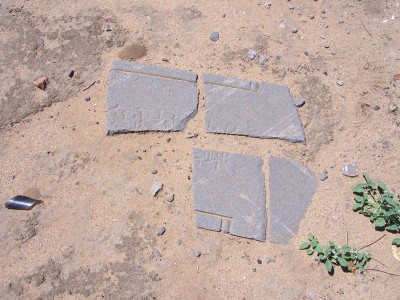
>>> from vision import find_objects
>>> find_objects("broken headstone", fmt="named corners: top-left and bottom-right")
top-left (192, 148), bottom-right (267, 241)
top-left (106, 61), bottom-right (199, 135)
top-left (203, 74), bottom-right (305, 143)
top-left (269, 156), bottom-right (318, 244)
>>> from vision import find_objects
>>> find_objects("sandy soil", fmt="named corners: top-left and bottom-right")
top-left (0, 0), bottom-right (399, 299)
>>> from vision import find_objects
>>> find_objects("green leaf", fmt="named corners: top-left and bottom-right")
top-left (352, 203), bottom-right (363, 211)
top-left (325, 260), bottom-right (333, 273)
top-left (375, 217), bottom-right (386, 228)
top-left (354, 196), bottom-right (364, 203)
top-left (300, 242), bottom-right (311, 250)
top-left (377, 181), bottom-right (388, 193)
top-left (341, 245), bottom-right (351, 253)
top-left (314, 244), bottom-right (324, 254)
top-left (357, 252), bottom-right (364, 260)
top-left (386, 224), bottom-right (399, 232)
top-left (363, 173), bottom-right (371, 182)
top-left (353, 185), bottom-right (365, 194)
top-left (338, 257), bottom-right (350, 269)
top-left (392, 238), bottom-right (400, 246)
top-left (318, 254), bottom-right (327, 262)
top-left (324, 248), bottom-right (330, 257)
top-left (385, 197), bottom-right (398, 208)
top-left (306, 249), bottom-right (314, 255)
top-left (307, 233), bottom-right (314, 241)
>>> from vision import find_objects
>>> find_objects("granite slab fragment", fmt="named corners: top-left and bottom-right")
top-left (107, 61), bottom-right (198, 135)
top-left (192, 148), bottom-right (267, 241)
top-left (204, 73), bottom-right (305, 143)
top-left (269, 156), bottom-right (318, 244)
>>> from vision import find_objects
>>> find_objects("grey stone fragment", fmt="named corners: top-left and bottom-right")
top-left (150, 169), bottom-right (157, 174)
top-left (319, 171), bottom-right (328, 181)
top-left (151, 181), bottom-right (163, 197)
top-left (195, 250), bottom-right (202, 257)
top-left (294, 98), bottom-right (305, 107)
top-left (195, 212), bottom-right (222, 231)
top-left (221, 219), bottom-right (230, 233)
top-left (192, 148), bottom-right (267, 241)
top-left (204, 74), bottom-right (305, 143)
top-left (336, 79), bottom-right (344, 86)
top-left (156, 226), bottom-right (166, 236)
top-left (83, 96), bottom-right (90, 101)
top-left (342, 163), bottom-right (359, 177)
top-left (247, 49), bottom-right (257, 59)
top-left (209, 31), bottom-right (219, 41)
top-left (259, 55), bottom-right (268, 65)
top-left (269, 156), bottom-right (318, 244)
top-left (106, 61), bottom-right (198, 135)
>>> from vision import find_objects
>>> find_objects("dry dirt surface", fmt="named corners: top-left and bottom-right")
top-left (1, 0), bottom-right (400, 299)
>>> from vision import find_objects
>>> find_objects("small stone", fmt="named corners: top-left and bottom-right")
top-left (151, 181), bottom-right (163, 196)
top-left (266, 257), bottom-right (272, 264)
top-left (195, 250), bottom-right (201, 257)
top-left (161, 58), bottom-right (169, 62)
top-left (319, 171), bottom-right (328, 181)
top-left (332, 215), bottom-right (340, 222)
top-left (247, 49), bottom-right (257, 60)
top-left (275, 55), bottom-right (281, 61)
top-left (151, 169), bottom-right (158, 174)
top-left (156, 227), bottom-right (166, 236)
top-left (33, 77), bottom-right (49, 90)
top-left (336, 79), bottom-right (344, 86)
top-left (304, 51), bottom-right (309, 56)
top-left (324, 24), bottom-right (329, 28)
top-left (155, 151), bottom-right (162, 157)
top-left (257, 258), bottom-right (262, 264)
top-left (264, 3), bottom-right (272, 9)
top-left (373, 105), bottom-right (380, 111)
top-left (164, 192), bottom-right (174, 202)
top-left (294, 98), bottom-right (305, 107)
top-left (279, 22), bottom-right (286, 29)
top-left (339, 17), bottom-right (345, 24)
top-left (209, 31), bottom-right (219, 42)
top-left (292, 28), bottom-right (298, 33)
top-left (389, 104), bottom-right (398, 112)
top-left (324, 44), bottom-right (330, 49)
top-left (259, 55), bottom-right (268, 65)
top-left (83, 96), bottom-right (90, 101)
top-left (105, 24), bottom-right (111, 32)
top-left (186, 132), bottom-right (199, 139)
top-left (342, 163), bottom-right (359, 177)
top-left (67, 70), bottom-right (74, 78)
top-left (307, 291), bottom-right (317, 299)
top-left (176, 239), bottom-right (182, 245)
top-left (309, 14), bottom-right (315, 19)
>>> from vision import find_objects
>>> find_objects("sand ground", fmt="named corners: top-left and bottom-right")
top-left (0, 0), bottom-right (399, 299)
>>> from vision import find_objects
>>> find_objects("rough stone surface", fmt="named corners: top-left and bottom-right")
top-left (269, 156), bottom-right (318, 244)
top-left (204, 74), bottom-right (305, 143)
top-left (150, 181), bottom-right (163, 197)
top-left (106, 61), bottom-right (198, 135)
top-left (156, 227), bottom-right (166, 236)
top-left (192, 148), bottom-right (267, 241)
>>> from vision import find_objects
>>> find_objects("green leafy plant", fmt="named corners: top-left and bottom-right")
top-left (352, 174), bottom-right (400, 237)
top-left (300, 233), bottom-right (371, 274)
top-left (393, 238), bottom-right (400, 246)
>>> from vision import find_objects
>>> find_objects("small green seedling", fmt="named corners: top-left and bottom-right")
top-left (352, 174), bottom-right (400, 238)
top-left (300, 233), bottom-right (371, 274)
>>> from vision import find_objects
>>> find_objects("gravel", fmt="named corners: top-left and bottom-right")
top-left (319, 171), bottom-right (328, 181)
top-left (156, 226), bottom-right (166, 236)
top-left (209, 31), bottom-right (219, 42)
top-left (247, 49), bottom-right (257, 60)
top-left (151, 181), bottom-right (163, 196)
